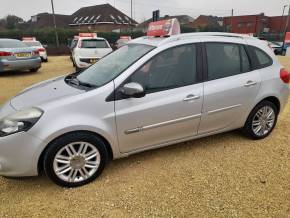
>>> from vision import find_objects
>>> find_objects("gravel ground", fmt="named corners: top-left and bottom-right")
top-left (0, 56), bottom-right (289, 218)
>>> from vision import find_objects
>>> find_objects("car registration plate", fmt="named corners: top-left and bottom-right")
top-left (90, 59), bottom-right (97, 64)
top-left (15, 53), bottom-right (31, 58)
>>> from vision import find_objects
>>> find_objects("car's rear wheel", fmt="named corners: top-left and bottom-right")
top-left (44, 132), bottom-right (108, 187)
top-left (243, 101), bottom-right (278, 140)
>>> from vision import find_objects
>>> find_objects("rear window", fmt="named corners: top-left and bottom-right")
top-left (23, 41), bottom-right (42, 47)
top-left (81, 39), bottom-right (109, 48)
top-left (0, 40), bottom-right (27, 48)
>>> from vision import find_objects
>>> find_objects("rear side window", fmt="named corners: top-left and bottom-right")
top-left (81, 39), bottom-right (109, 48)
top-left (250, 46), bottom-right (273, 68)
top-left (206, 43), bottom-right (250, 80)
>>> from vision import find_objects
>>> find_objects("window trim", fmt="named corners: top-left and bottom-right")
top-left (108, 42), bottom-right (203, 102)
top-left (203, 42), bottom-right (252, 82)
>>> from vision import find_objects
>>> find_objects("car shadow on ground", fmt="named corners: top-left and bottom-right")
top-left (0, 130), bottom-right (244, 190)
top-left (0, 70), bottom-right (39, 78)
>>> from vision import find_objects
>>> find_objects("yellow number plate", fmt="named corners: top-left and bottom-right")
top-left (90, 59), bottom-right (97, 64)
top-left (16, 53), bottom-right (31, 58)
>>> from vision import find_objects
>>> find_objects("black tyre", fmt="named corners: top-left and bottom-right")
top-left (30, 68), bottom-right (39, 73)
top-left (44, 132), bottom-right (108, 188)
top-left (43, 58), bottom-right (48, 63)
top-left (243, 100), bottom-right (278, 140)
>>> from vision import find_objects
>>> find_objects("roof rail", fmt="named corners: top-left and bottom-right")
top-left (158, 32), bottom-right (254, 46)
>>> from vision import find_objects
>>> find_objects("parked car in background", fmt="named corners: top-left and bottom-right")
top-left (116, 36), bottom-right (132, 49)
top-left (0, 38), bottom-right (41, 73)
top-left (72, 33), bottom-right (112, 71)
top-left (22, 38), bottom-right (48, 62)
top-left (69, 36), bottom-right (79, 63)
top-left (268, 41), bottom-right (282, 55)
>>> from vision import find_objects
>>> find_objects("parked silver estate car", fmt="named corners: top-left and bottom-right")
top-left (0, 33), bottom-right (289, 187)
top-left (0, 39), bottom-right (41, 73)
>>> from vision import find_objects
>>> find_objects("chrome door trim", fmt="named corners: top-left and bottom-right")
top-left (207, 104), bottom-right (242, 115)
top-left (125, 114), bottom-right (202, 135)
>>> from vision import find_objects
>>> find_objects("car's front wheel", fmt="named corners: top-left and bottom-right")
top-left (243, 100), bottom-right (278, 140)
top-left (44, 132), bottom-right (108, 187)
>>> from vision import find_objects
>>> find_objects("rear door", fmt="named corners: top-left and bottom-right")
top-left (198, 41), bottom-right (261, 134)
top-left (115, 43), bottom-right (204, 153)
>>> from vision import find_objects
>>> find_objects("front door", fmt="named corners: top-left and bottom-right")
top-left (115, 44), bottom-right (204, 153)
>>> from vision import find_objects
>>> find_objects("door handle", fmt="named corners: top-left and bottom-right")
top-left (244, 81), bottom-right (257, 87)
top-left (183, 94), bottom-right (200, 102)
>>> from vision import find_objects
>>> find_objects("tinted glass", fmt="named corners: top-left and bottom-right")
top-left (240, 46), bottom-right (250, 72)
top-left (23, 41), bottom-right (42, 47)
top-left (253, 47), bottom-right (273, 67)
top-left (81, 39), bottom-right (109, 48)
top-left (129, 44), bottom-right (197, 92)
top-left (206, 43), bottom-right (250, 80)
top-left (77, 44), bottom-right (155, 87)
top-left (0, 40), bottom-right (27, 48)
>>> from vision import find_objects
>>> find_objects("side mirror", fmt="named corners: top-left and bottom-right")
top-left (120, 82), bottom-right (145, 98)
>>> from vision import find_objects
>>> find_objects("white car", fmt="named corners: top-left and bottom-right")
top-left (72, 37), bottom-right (112, 70)
top-left (23, 40), bottom-right (48, 62)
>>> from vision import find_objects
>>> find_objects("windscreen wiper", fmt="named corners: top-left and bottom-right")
top-left (65, 75), bottom-right (97, 89)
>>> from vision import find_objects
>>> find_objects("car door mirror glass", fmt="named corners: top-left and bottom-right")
top-left (120, 82), bottom-right (145, 98)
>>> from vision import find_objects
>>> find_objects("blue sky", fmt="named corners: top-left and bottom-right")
top-left (1, 0), bottom-right (289, 22)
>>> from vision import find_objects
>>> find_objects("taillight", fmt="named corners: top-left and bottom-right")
top-left (0, 51), bottom-right (12, 57)
top-left (38, 48), bottom-right (45, 52)
top-left (33, 50), bottom-right (39, 55)
top-left (280, 68), bottom-right (290, 84)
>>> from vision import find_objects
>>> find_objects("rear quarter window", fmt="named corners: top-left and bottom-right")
top-left (248, 46), bottom-right (273, 69)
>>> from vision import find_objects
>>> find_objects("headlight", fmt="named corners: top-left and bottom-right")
top-left (0, 108), bottom-right (43, 137)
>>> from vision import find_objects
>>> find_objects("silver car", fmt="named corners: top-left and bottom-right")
top-left (0, 33), bottom-right (289, 187)
top-left (0, 39), bottom-right (41, 73)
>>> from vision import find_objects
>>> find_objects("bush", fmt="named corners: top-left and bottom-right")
top-left (0, 28), bottom-right (145, 46)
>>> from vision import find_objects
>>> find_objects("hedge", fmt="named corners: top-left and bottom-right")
top-left (0, 28), bottom-right (145, 46)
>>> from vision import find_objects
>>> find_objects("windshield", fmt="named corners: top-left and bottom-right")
top-left (81, 39), bottom-right (109, 48)
top-left (23, 41), bottom-right (42, 47)
top-left (0, 40), bottom-right (27, 48)
top-left (77, 44), bottom-right (155, 87)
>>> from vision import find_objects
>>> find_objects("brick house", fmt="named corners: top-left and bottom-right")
top-left (69, 4), bottom-right (138, 32)
top-left (185, 15), bottom-right (223, 31)
top-left (27, 13), bottom-right (71, 29)
top-left (223, 14), bottom-right (290, 34)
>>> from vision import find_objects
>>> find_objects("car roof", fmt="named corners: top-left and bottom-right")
top-left (79, 37), bottom-right (107, 41)
top-left (0, 38), bottom-right (21, 42)
top-left (129, 32), bottom-right (261, 47)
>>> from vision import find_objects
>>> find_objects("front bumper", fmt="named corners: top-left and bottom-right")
top-left (0, 57), bottom-right (41, 72)
top-left (0, 104), bottom-right (43, 177)
top-left (0, 132), bottom-right (43, 177)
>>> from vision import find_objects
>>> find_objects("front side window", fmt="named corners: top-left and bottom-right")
top-left (206, 43), bottom-right (250, 80)
top-left (129, 44), bottom-right (197, 93)
top-left (76, 44), bottom-right (155, 87)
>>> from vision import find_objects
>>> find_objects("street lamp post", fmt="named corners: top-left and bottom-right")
top-left (50, 0), bottom-right (60, 47)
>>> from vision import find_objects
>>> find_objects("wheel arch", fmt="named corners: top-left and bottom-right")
top-left (37, 130), bottom-right (114, 175)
